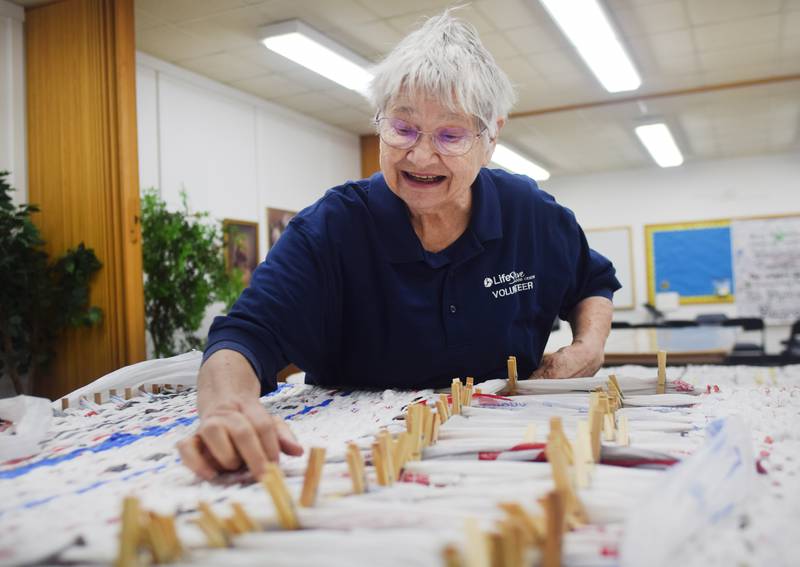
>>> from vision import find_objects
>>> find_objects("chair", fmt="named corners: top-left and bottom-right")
top-left (659, 320), bottom-right (697, 328)
top-left (724, 317), bottom-right (766, 357)
top-left (695, 313), bottom-right (728, 326)
top-left (781, 320), bottom-right (800, 358)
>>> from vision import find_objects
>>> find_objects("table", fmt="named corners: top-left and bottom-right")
top-left (546, 326), bottom-right (738, 365)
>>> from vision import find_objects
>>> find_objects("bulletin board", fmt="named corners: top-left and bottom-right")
top-left (585, 226), bottom-right (635, 310)
top-left (731, 214), bottom-right (800, 324)
top-left (645, 219), bottom-right (734, 305)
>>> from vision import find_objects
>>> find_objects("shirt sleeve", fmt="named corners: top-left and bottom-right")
top-left (204, 220), bottom-right (331, 394)
top-left (556, 209), bottom-right (622, 320)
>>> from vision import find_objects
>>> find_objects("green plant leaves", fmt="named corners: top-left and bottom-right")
top-left (140, 189), bottom-right (244, 358)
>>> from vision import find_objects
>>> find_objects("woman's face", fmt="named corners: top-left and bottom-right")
top-left (379, 94), bottom-right (498, 216)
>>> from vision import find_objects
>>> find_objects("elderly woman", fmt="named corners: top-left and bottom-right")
top-left (179, 11), bottom-right (620, 479)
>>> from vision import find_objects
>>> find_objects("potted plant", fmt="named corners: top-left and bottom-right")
top-left (0, 172), bottom-right (102, 395)
top-left (141, 189), bottom-right (244, 358)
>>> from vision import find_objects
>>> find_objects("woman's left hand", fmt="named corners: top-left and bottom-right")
top-left (531, 338), bottom-right (605, 379)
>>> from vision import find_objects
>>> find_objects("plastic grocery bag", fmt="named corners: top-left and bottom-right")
top-left (620, 415), bottom-right (754, 567)
top-left (0, 395), bottom-right (53, 461)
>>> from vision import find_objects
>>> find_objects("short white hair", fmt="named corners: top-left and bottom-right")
top-left (368, 8), bottom-right (516, 138)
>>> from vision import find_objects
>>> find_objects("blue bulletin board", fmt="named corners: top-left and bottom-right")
top-left (645, 219), bottom-right (734, 305)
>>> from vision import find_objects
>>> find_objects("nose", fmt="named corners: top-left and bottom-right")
top-left (405, 132), bottom-right (440, 167)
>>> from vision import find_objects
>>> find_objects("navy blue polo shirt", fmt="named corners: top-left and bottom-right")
top-left (205, 168), bottom-right (620, 394)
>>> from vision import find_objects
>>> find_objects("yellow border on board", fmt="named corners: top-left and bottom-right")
top-left (585, 225), bottom-right (636, 310)
top-left (644, 218), bottom-right (732, 305)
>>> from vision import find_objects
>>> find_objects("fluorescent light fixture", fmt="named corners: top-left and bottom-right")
top-left (492, 144), bottom-right (550, 181)
top-left (539, 0), bottom-right (641, 93)
top-left (635, 123), bottom-right (684, 168)
top-left (259, 20), bottom-right (373, 94)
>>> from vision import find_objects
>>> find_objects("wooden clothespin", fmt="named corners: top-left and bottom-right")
top-left (109, 389), bottom-right (117, 398)
top-left (588, 393), bottom-right (603, 463)
top-left (462, 385), bottom-right (473, 408)
top-left (451, 379), bottom-right (463, 415)
top-left (524, 423), bottom-right (537, 443)
top-left (197, 501), bottom-right (229, 546)
top-left (393, 432), bottom-right (410, 479)
top-left (378, 430), bottom-right (396, 484)
top-left (436, 397), bottom-right (450, 424)
top-left (152, 384), bottom-right (160, 394)
top-left (94, 392), bottom-right (102, 405)
top-left (371, 442), bottom-right (388, 486)
top-left (548, 417), bottom-right (574, 464)
top-left (466, 376), bottom-right (474, 389)
top-left (61, 398), bottom-right (69, 410)
top-left (496, 519), bottom-right (524, 567)
top-left (299, 447), bottom-right (326, 507)
top-left (574, 420), bottom-right (592, 488)
top-left (115, 496), bottom-right (142, 567)
top-left (608, 374), bottom-right (624, 399)
top-left (145, 511), bottom-right (177, 562)
top-left (618, 414), bottom-right (630, 446)
top-left (409, 404), bottom-right (425, 460)
top-left (506, 356), bottom-right (518, 395)
top-left (261, 463), bottom-right (299, 530)
top-left (540, 491), bottom-right (565, 567)
top-left (431, 413), bottom-right (442, 445)
top-left (442, 544), bottom-right (464, 567)
top-left (546, 434), bottom-right (587, 526)
top-left (657, 350), bottom-right (667, 394)
top-left (346, 443), bottom-right (366, 494)
top-left (464, 517), bottom-right (492, 567)
top-left (230, 502), bottom-right (258, 533)
top-left (422, 408), bottom-right (434, 447)
top-left (124, 387), bottom-right (133, 400)
top-left (603, 414), bottom-right (616, 442)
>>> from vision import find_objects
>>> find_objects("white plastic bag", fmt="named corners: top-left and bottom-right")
top-left (620, 415), bottom-right (754, 567)
top-left (0, 395), bottom-right (53, 461)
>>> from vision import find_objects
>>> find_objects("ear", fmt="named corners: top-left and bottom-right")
top-left (482, 117), bottom-right (506, 166)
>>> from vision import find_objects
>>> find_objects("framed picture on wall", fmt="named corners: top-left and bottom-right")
top-left (266, 207), bottom-right (297, 249)
top-left (223, 219), bottom-right (259, 286)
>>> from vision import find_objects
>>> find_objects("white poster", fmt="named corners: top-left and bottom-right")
top-left (731, 217), bottom-right (800, 324)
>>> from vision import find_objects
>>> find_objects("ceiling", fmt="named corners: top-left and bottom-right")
top-left (17, 0), bottom-right (800, 176)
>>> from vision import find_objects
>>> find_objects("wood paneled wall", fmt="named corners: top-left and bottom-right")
top-left (26, 0), bottom-right (145, 399)
top-left (360, 134), bottom-right (380, 179)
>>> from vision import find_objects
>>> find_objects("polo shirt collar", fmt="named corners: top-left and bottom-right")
top-left (367, 169), bottom-right (503, 265)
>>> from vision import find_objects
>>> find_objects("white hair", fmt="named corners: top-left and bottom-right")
top-left (368, 8), bottom-right (516, 138)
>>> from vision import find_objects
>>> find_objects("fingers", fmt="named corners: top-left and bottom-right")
top-left (198, 416), bottom-right (244, 471)
top-left (179, 402), bottom-right (305, 481)
top-left (177, 435), bottom-right (219, 481)
top-left (275, 419), bottom-right (304, 456)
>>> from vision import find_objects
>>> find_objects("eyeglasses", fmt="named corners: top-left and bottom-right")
top-left (374, 116), bottom-right (487, 157)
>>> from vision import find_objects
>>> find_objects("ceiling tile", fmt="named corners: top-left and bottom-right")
top-left (136, 24), bottom-right (215, 62)
top-left (230, 73), bottom-right (310, 99)
top-left (699, 42), bottom-right (780, 73)
top-left (175, 52), bottom-right (267, 83)
top-left (324, 20), bottom-right (403, 61)
top-left (615, 1), bottom-right (689, 37)
top-left (645, 28), bottom-right (696, 59)
top-left (135, 9), bottom-right (164, 31)
top-left (227, 45), bottom-right (299, 74)
top-left (473, 0), bottom-right (540, 31)
top-left (356, 0), bottom-right (452, 19)
top-left (175, 5), bottom-right (269, 53)
top-left (504, 24), bottom-right (564, 55)
top-left (272, 91), bottom-right (350, 114)
top-left (685, 0), bottom-right (782, 26)
top-left (386, 5), bottom-right (496, 35)
top-left (693, 15), bottom-right (780, 52)
top-left (136, 0), bottom-right (248, 24)
top-left (783, 10), bottom-right (800, 38)
top-left (498, 56), bottom-right (543, 86)
top-left (479, 32), bottom-right (521, 60)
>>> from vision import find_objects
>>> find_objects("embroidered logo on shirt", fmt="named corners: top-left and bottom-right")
top-left (484, 270), bottom-right (536, 298)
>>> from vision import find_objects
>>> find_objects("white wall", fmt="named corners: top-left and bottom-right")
top-left (135, 52), bottom-right (361, 351)
top-left (540, 152), bottom-right (800, 352)
top-left (0, 0), bottom-right (26, 203)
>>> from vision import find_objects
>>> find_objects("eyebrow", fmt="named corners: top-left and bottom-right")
top-left (392, 106), bottom-right (471, 125)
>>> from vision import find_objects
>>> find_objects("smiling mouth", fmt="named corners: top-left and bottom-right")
top-left (402, 171), bottom-right (447, 185)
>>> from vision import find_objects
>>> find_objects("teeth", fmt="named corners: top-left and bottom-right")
top-left (408, 173), bottom-right (440, 181)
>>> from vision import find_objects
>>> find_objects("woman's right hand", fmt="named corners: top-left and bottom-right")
top-left (177, 398), bottom-right (303, 480)
top-left (177, 349), bottom-right (304, 481)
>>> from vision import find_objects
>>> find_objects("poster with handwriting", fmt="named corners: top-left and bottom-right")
top-left (732, 216), bottom-right (800, 324)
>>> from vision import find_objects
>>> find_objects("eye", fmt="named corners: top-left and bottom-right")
top-left (438, 129), bottom-right (468, 143)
